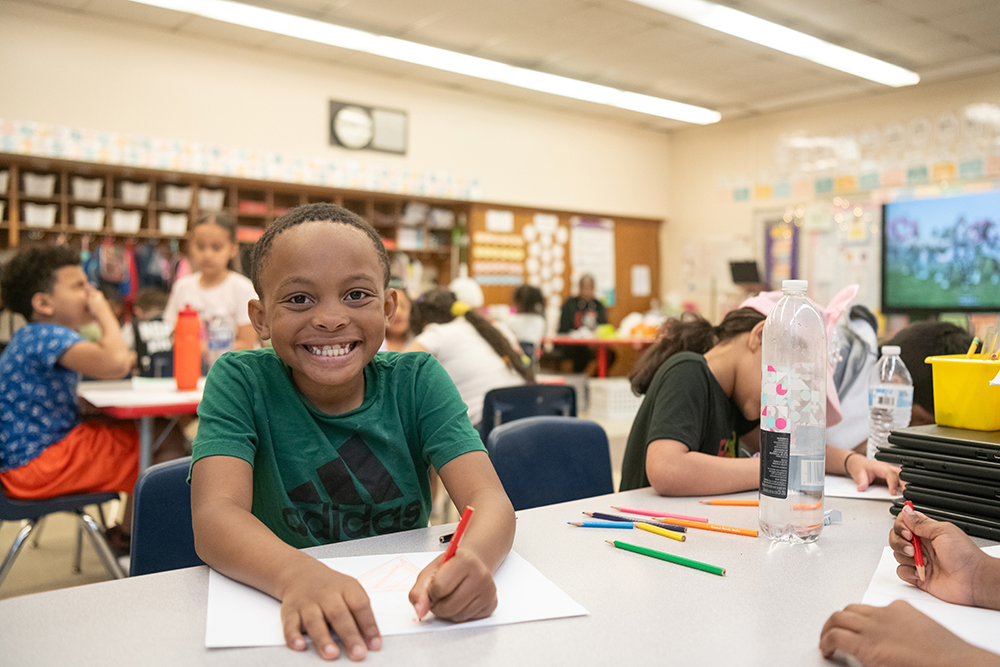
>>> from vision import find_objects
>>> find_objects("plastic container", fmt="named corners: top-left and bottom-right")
top-left (759, 279), bottom-right (827, 544)
top-left (111, 209), bottom-right (142, 234)
top-left (925, 355), bottom-right (1000, 431)
top-left (0, 170), bottom-right (9, 195)
top-left (159, 212), bottom-right (188, 236)
top-left (867, 345), bottom-right (913, 459)
top-left (173, 305), bottom-right (201, 391)
top-left (0, 201), bottom-right (5, 222)
top-left (197, 188), bottom-right (226, 211)
top-left (23, 172), bottom-right (57, 197)
top-left (587, 378), bottom-right (643, 420)
top-left (72, 176), bottom-right (104, 202)
top-left (72, 206), bottom-right (105, 232)
top-left (206, 314), bottom-right (235, 367)
top-left (24, 202), bottom-right (57, 228)
top-left (163, 184), bottom-right (192, 209)
top-left (120, 181), bottom-right (151, 204)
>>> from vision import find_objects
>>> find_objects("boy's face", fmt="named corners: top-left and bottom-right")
top-left (249, 222), bottom-right (396, 413)
top-left (33, 265), bottom-right (94, 330)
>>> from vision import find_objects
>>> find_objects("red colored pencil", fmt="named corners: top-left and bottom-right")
top-left (904, 501), bottom-right (925, 582)
top-left (442, 506), bottom-right (475, 564)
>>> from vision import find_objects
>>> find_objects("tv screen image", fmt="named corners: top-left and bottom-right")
top-left (882, 190), bottom-right (1000, 312)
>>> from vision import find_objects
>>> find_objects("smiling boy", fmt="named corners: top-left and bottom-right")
top-left (189, 203), bottom-right (515, 662)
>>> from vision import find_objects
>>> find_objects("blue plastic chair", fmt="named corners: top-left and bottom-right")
top-left (0, 487), bottom-right (125, 589)
top-left (486, 416), bottom-right (614, 511)
top-left (130, 456), bottom-right (204, 576)
top-left (479, 384), bottom-right (577, 445)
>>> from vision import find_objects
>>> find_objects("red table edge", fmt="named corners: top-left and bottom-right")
top-left (95, 402), bottom-right (200, 419)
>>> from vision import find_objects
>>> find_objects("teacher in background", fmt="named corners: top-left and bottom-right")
top-left (556, 274), bottom-right (615, 374)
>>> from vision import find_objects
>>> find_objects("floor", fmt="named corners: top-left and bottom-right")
top-left (0, 411), bottom-right (634, 601)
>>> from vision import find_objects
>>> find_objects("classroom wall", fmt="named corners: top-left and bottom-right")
top-left (666, 70), bottom-right (1000, 317)
top-left (0, 1), bottom-right (671, 222)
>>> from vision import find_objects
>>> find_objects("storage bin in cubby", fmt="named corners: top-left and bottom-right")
top-left (72, 176), bottom-right (104, 202)
top-left (73, 206), bottom-right (105, 232)
top-left (24, 202), bottom-right (58, 228)
top-left (163, 184), bottom-right (192, 209)
top-left (159, 212), bottom-right (188, 236)
top-left (0, 170), bottom-right (8, 196)
top-left (587, 377), bottom-right (644, 420)
top-left (120, 181), bottom-right (151, 205)
top-left (112, 209), bottom-right (143, 234)
top-left (23, 172), bottom-right (57, 198)
top-left (198, 188), bottom-right (226, 211)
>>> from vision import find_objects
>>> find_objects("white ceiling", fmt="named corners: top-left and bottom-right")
top-left (18, 0), bottom-right (1000, 132)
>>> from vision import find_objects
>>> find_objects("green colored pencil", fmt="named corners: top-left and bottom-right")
top-left (606, 540), bottom-right (726, 576)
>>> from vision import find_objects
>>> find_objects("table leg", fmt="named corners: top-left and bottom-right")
top-left (597, 346), bottom-right (607, 378)
top-left (139, 416), bottom-right (153, 475)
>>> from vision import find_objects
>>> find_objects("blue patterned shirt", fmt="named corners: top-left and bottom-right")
top-left (0, 323), bottom-right (84, 472)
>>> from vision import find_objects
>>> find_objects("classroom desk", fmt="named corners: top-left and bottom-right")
top-left (543, 335), bottom-right (654, 377)
top-left (0, 487), bottom-right (958, 666)
top-left (78, 380), bottom-right (202, 474)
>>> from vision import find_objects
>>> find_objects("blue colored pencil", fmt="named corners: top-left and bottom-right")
top-left (568, 520), bottom-right (634, 529)
top-left (584, 511), bottom-right (688, 533)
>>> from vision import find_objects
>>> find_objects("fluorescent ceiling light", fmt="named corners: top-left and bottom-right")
top-left (628, 0), bottom-right (919, 88)
top-left (126, 0), bottom-right (722, 125)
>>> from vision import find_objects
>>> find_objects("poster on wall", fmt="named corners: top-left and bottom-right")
top-left (570, 217), bottom-right (616, 306)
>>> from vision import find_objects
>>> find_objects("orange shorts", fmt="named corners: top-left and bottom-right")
top-left (0, 421), bottom-right (140, 499)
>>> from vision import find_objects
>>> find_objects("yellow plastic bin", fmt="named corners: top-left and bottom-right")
top-left (925, 354), bottom-right (1000, 431)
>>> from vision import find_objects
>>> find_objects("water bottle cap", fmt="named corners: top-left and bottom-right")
top-left (881, 345), bottom-right (901, 356)
top-left (781, 279), bottom-right (808, 292)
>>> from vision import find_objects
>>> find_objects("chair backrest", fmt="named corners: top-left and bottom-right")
top-left (130, 456), bottom-right (204, 576)
top-left (480, 384), bottom-right (577, 444)
top-left (486, 416), bottom-right (614, 511)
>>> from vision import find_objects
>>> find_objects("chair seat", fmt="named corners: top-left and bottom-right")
top-left (0, 491), bottom-right (121, 522)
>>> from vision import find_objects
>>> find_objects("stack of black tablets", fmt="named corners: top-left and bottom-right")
top-left (874, 424), bottom-right (1000, 540)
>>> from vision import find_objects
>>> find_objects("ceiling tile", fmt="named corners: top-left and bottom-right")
top-left (179, 16), bottom-right (280, 48)
top-left (80, 0), bottom-right (190, 29)
top-left (878, 0), bottom-right (997, 22)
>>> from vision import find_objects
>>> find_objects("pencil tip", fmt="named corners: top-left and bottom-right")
top-left (698, 500), bottom-right (709, 504)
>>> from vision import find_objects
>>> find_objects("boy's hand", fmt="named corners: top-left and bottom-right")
top-left (409, 550), bottom-right (497, 622)
top-left (889, 504), bottom-right (990, 608)
top-left (280, 559), bottom-right (381, 661)
top-left (85, 286), bottom-right (116, 326)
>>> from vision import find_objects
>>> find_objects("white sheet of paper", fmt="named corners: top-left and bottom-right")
top-left (205, 551), bottom-right (587, 648)
top-left (824, 474), bottom-right (899, 501)
top-left (862, 545), bottom-right (1000, 654)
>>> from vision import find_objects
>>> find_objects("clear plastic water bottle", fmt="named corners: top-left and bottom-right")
top-left (759, 280), bottom-right (827, 543)
top-left (866, 345), bottom-right (913, 459)
top-left (206, 314), bottom-right (235, 367)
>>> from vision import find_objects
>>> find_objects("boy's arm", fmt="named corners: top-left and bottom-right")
top-left (59, 287), bottom-right (132, 379)
top-left (409, 451), bottom-right (515, 621)
top-left (191, 456), bottom-right (381, 661)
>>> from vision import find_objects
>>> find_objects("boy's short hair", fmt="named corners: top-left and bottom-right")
top-left (0, 245), bottom-right (81, 320)
top-left (250, 202), bottom-right (390, 296)
top-left (134, 287), bottom-right (169, 313)
top-left (886, 321), bottom-right (975, 414)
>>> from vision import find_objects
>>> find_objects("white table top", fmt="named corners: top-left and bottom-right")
top-left (0, 488), bottom-right (964, 666)
top-left (78, 378), bottom-right (204, 408)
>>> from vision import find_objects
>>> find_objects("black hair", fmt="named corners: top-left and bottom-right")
top-left (629, 307), bottom-right (766, 395)
top-left (250, 202), bottom-right (390, 296)
top-left (0, 245), bottom-right (81, 320)
top-left (411, 288), bottom-right (535, 384)
top-left (513, 284), bottom-right (545, 315)
top-left (886, 321), bottom-right (975, 414)
top-left (192, 210), bottom-right (238, 243)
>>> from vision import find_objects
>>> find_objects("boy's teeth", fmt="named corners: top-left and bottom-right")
top-left (308, 343), bottom-right (354, 357)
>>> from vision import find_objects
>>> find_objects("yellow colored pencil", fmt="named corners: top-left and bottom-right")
top-left (634, 521), bottom-right (686, 542)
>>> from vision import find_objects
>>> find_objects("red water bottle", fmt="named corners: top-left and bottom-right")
top-left (174, 305), bottom-right (201, 391)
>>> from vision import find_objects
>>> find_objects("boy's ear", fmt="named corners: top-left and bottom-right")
top-left (248, 299), bottom-right (270, 340)
top-left (383, 289), bottom-right (398, 327)
top-left (748, 320), bottom-right (766, 352)
top-left (30, 292), bottom-right (55, 320)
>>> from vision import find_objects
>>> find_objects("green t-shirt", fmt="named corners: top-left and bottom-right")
top-left (619, 352), bottom-right (759, 492)
top-left (192, 349), bottom-right (486, 548)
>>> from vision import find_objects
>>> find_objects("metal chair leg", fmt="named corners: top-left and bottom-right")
top-left (78, 512), bottom-right (126, 580)
top-left (29, 516), bottom-right (46, 548)
top-left (73, 518), bottom-right (84, 574)
top-left (0, 520), bottom-right (37, 590)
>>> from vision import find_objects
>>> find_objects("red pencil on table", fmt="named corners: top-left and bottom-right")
top-left (904, 501), bottom-right (925, 582)
top-left (442, 506), bottom-right (475, 564)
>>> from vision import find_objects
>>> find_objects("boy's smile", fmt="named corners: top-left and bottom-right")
top-left (249, 221), bottom-right (396, 414)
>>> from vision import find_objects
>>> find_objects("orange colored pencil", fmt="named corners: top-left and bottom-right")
top-left (792, 501), bottom-right (823, 510)
top-left (698, 499), bottom-right (758, 506)
top-left (654, 516), bottom-right (758, 538)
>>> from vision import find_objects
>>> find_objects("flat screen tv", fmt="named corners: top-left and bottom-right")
top-left (882, 190), bottom-right (1000, 313)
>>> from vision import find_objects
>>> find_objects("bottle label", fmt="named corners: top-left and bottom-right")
top-left (869, 386), bottom-right (913, 409)
top-left (760, 431), bottom-right (790, 499)
top-left (760, 363), bottom-right (825, 432)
